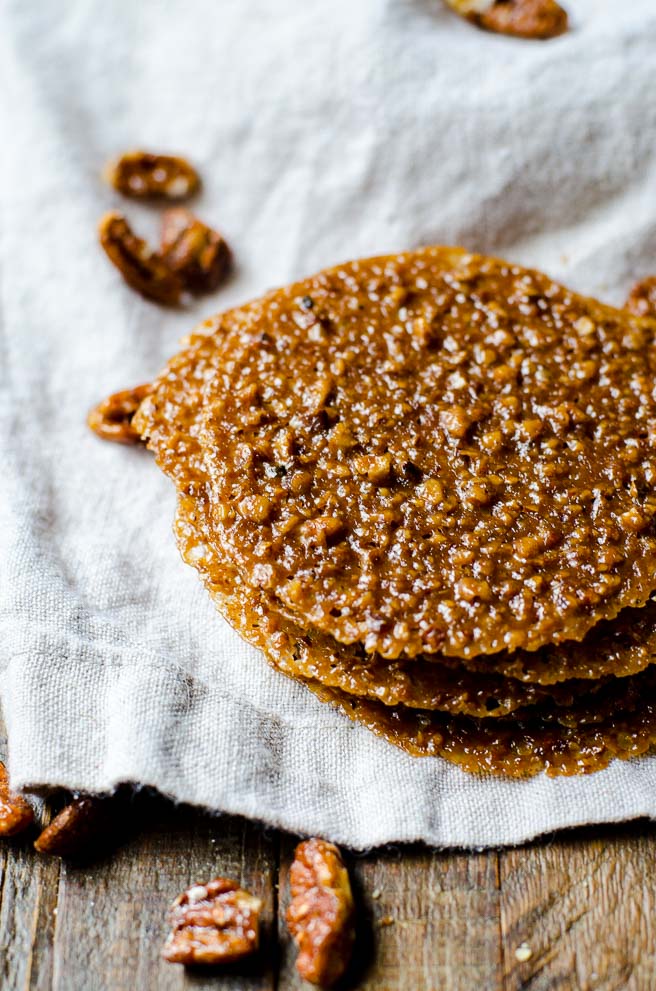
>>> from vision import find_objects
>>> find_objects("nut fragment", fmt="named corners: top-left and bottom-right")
top-left (0, 761), bottom-right (34, 837)
top-left (299, 516), bottom-right (346, 549)
top-left (34, 795), bottom-right (110, 857)
top-left (286, 838), bottom-right (355, 987)
top-left (105, 151), bottom-right (200, 200)
top-left (445, 0), bottom-right (497, 12)
top-left (626, 277), bottom-right (656, 319)
top-left (161, 207), bottom-right (232, 295)
top-left (88, 383), bottom-right (152, 445)
top-left (352, 453), bottom-right (393, 483)
top-left (445, 0), bottom-right (568, 39)
top-left (98, 211), bottom-right (183, 306)
top-left (162, 877), bottom-right (262, 966)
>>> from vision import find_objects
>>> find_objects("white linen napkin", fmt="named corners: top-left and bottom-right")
top-left (2, 0), bottom-right (656, 849)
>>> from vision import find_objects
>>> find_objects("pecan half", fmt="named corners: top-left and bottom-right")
top-left (286, 838), bottom-right (355, 987)
top-left (445, 0), bottom-right (568, 39)
top-left (34, 796), bottom-right (111, 857)
top-left (105, 151), bottom-right (200, 200)
top-left (161, 207), bottom-right (231, 294)
top-left (98, 211), bottom-right (183, 306)
top-left (88, 383), bottom-right (152, 445)
top-left (626, 277), bottom-right (656, 319)
top-left (162, 877), bottom-right (262, 966)
top-left (0, 761), bottom-right (34, 837)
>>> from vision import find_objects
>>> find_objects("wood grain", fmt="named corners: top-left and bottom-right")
top-left (0, 832), bottom-right (60, 991)
top-left (49, 799), bottom-right (277, 991)
top-left (500, 822), bottom-right (656, 991)
top-left (277, 835), bottom-right (503, 990)
top-left (2, 809), bottom-right (656, 990)
top-left (2, 701), bottom-right (656, 991)
top-left (0, 720), bottom-right (57, 991)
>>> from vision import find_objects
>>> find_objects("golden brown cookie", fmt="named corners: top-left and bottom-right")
top-left (137, 248), bottom-right (656, 661)
top-left (174, 491), bottom-right (605, 719)
top-left (134, 313), bottom-right (656, 690)
top-left (130, 297), bottom-right (656, 775)
top-left (305, 676), bottom-right (656, 778)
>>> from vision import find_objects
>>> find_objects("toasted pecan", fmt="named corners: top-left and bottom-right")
top-left (0, 761), bottom-right (34, 838)
top-left (161, 207), bottom-right (231, 295)
top-left (34, 796), bottom-right (111, 857)
top-left (88, 383), bottom-right (152, 445)
top-left (162, 877), bottom-right (262, 966)
top-left (98, 211), bottom-right (183, 306)
top-left (626, 277), bottom-right (656, 320)
top-left (446, 0), bottom-right (568, 39)
top-left (105, 151), bottom-right (200, 200)
top-left (286, 839), bottom-right (355, 986)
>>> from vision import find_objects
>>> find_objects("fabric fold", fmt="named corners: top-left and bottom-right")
top-left (2, 0), bottom-right (656, 848)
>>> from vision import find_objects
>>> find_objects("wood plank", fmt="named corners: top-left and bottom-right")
top-left (6, 665), bottom-right (656, 991)
top-left (276, 836), bottom-right (503, 990)
top-left (0, 831), bottom-right (60, 991)
top-left (499, 822), bottom-right (656, 991)
top-left (0, 715), bottom-right (58, 990)
top-left (48, 798), bottom-right (278, 991)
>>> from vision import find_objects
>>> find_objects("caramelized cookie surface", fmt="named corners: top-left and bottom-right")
top-left (138, 248), bottom-right (656, 660)
top-left (174, 492), bottom-right (604, 719)
top-left (306, 677), bottom-right (656, 778)
top-left (133, 305), bottom-right (656, 774)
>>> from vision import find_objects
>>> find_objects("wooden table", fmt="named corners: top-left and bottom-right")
top-left (2, 748), bottom-right (656, 989)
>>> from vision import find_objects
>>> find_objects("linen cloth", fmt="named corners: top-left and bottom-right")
top-left (2, 0), bottom-right (656, 850)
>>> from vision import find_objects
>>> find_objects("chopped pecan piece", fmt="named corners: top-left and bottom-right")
top-left (88, 383), bottom-right (152, 445)
top-left (34, 796), bottom-right (112, 857)
top-left (626, 277), bottom-right (656, 319)
top-left (162, 877), bottom-right (262, 966)
top-left (299, 516), bottom-right (346, 549)
top-left (105, 151), bottom-right (200, 200)
top-left (98, 211), bottom-right (183, 306)
top-left (446, 0), bottom-right (568, 39)
top-left (161, 207), bottom-right (231, 294)
top-left (286, 838), bottom-right (355, 987)
top-left (0, 761), bottom-right (34, 837)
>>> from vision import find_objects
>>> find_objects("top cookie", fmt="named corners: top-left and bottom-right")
top-left (138, 247), bottom-right (656, 659)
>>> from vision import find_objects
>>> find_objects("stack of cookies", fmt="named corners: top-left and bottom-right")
top-left (134, 246), bottom-right (656, 778)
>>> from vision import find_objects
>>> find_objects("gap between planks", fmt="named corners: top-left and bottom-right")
top-left (4, 801), bottom-right (656, 990)
top-left (3, 696), bottom-right (656, 991)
